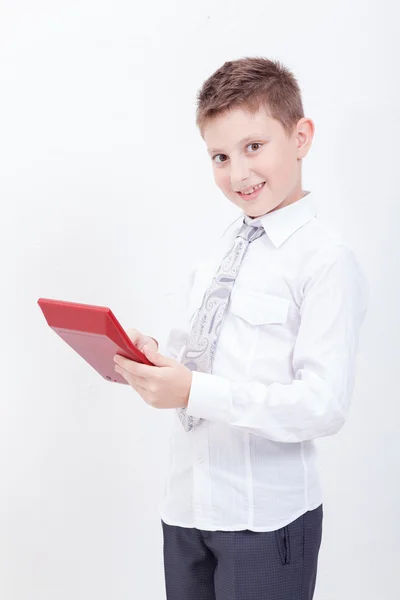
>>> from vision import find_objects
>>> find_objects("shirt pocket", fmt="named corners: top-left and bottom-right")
top-left (229, 288), bottom-right (290, 325)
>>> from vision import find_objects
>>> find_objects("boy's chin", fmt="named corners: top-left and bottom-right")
top-left (242, 202), bottom-right (270, 219)
top-left (227, 193), bottom-right (273, 218)
top-left (239, 196), bottom-right (284, 218)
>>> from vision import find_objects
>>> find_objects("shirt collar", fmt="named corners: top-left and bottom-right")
top-left (243, 191), bottom-right (318, 248)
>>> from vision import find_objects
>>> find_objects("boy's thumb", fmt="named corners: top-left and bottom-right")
top-left (142, 344), bottom-right (171, 366)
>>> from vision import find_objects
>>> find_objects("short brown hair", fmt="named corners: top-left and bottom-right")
top-left (195, 56), bottom-right (304, 138)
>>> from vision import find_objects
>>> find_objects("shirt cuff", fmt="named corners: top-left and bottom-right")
top-left (187, 371), bottom-right (232, 423)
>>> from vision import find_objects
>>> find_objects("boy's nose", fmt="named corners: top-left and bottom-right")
top-left (231, 175), bottom-right (253, 191)
top-left (229, 161), bottom-right (252, 189)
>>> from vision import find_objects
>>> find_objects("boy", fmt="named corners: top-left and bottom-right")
top-left (113, 57), bottom-right (369, 599)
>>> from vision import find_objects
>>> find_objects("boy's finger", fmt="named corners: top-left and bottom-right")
top-left (126, 328), bottom-right (141, 345)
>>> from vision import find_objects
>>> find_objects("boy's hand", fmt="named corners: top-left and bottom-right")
top-left (126, 328), bottom-right (159, 353)
top-left (114, 336), bottom-right (192, 409)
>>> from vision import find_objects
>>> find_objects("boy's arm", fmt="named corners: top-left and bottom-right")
top-left (186, 244), bottom-right (370, 443)
top-left (157, 264), bottom-right (197, 361)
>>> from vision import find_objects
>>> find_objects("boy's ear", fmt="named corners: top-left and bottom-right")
top-left (296, 117), bottom-right (314, 159)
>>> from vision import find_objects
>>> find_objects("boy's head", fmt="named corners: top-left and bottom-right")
top-left (196, 57), bottom-right (314, 218)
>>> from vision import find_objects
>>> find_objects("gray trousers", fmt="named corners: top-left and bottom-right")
top-left (161, 504), bottom-right (323, 600)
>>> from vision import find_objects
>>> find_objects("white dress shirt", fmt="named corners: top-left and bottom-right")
top-left (158, 191), bottom-right (369, 532)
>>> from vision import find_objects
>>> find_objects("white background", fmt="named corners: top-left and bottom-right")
top-left (1, 1), bottom-right (398, 598)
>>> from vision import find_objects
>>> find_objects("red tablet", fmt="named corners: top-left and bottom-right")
top-left (37, 298), bottom-right (155, 384)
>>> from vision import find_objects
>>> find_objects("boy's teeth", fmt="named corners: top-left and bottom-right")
top-left (242, 182), bottom-right (264, 194)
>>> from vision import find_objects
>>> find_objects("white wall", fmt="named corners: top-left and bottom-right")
top-left (1, 1), bottom-right (398, 598)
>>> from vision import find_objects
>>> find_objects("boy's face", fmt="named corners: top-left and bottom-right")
top-left (203, 105), bottom-right (313, 218)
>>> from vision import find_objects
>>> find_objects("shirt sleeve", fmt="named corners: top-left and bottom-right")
top-left (186, 244), bottom-right (370, 443)
top-left (157, 264), bottom-right (197, 361)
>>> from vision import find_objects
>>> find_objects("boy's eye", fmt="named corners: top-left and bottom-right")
top-left (213, 153), bottom-right (228, 164)
top-left (247, 142), bottom-right (262, 152)
top-left (212, 143), bottom-right (262, 164)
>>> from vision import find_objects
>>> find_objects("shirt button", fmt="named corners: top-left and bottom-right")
top-left (198, 456), bottom-right (204, 463)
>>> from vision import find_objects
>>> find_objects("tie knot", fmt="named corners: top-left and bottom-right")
top-left (238, 219), bottom-right (265, 243)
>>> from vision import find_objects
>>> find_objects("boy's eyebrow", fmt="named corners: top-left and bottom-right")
top-left (207, 134), bottom-right (265, 154)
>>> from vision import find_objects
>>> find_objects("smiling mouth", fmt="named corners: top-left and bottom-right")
top-left (237, 182), bottom-right (265, 194)
top-left (236, 182), bottom-right (266, 198)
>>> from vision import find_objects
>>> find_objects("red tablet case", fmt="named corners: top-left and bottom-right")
top-left (37, 298), bottom-right (154, 384)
